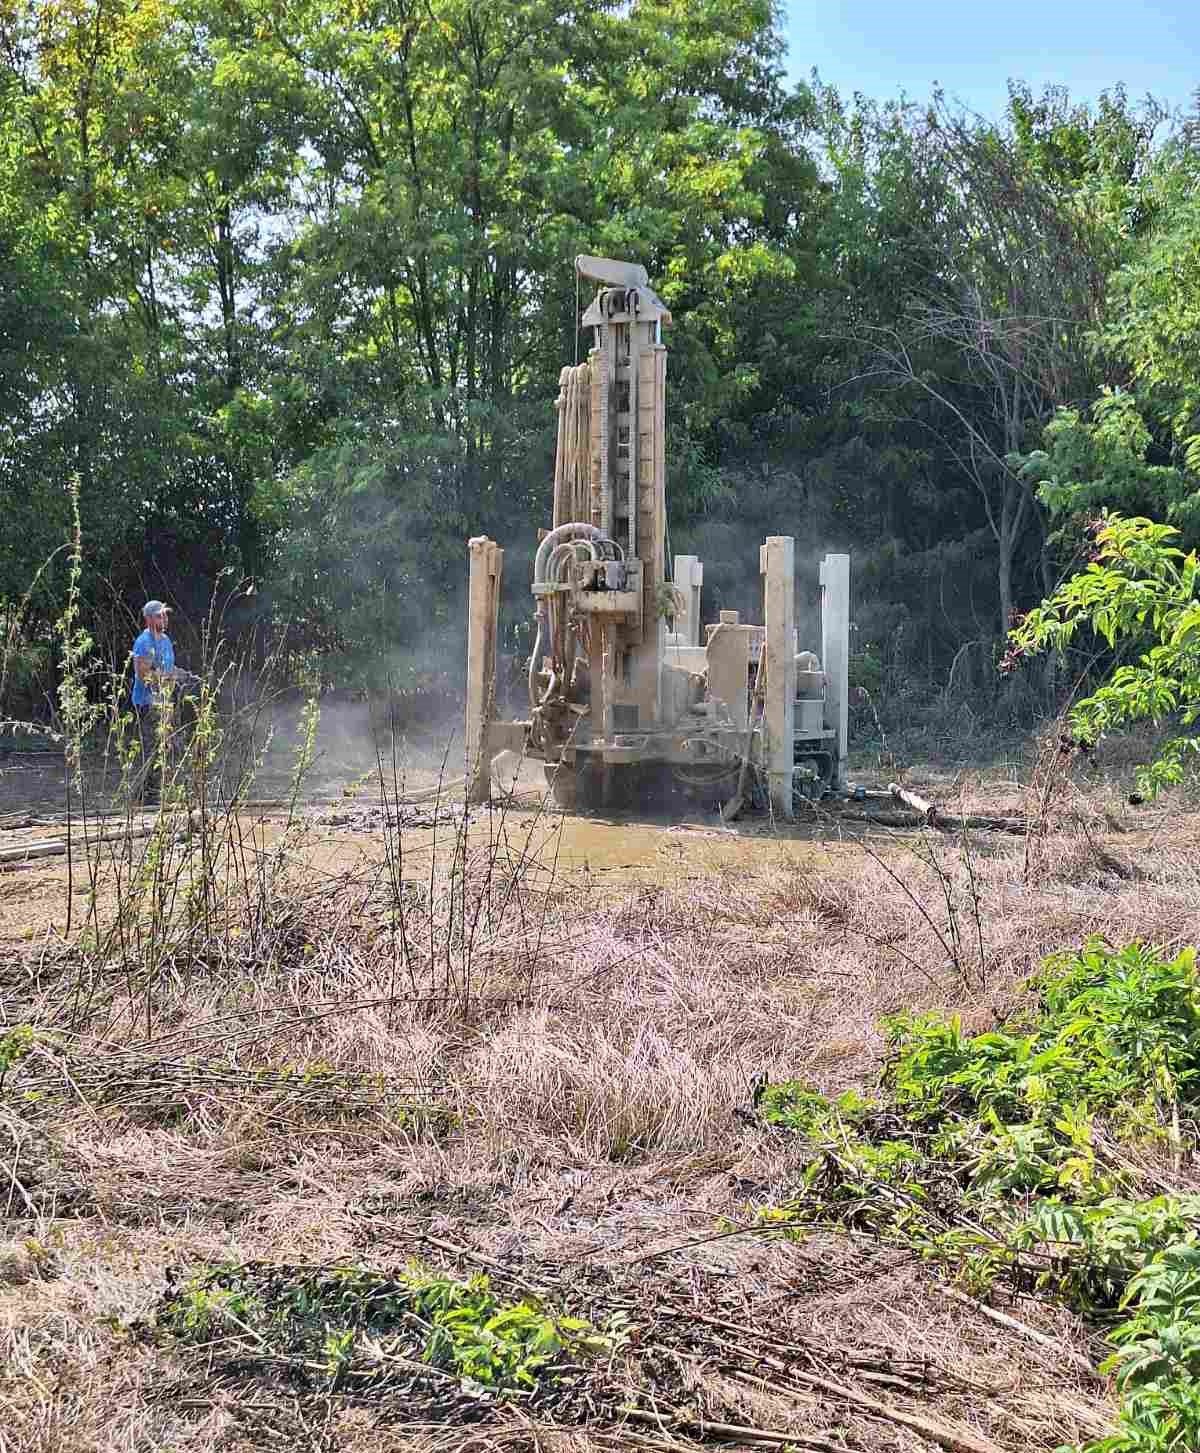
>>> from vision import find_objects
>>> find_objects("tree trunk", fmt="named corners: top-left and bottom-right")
top-left (215, 196), bottom-right (240, 394)
top-left (997, 526), bottom-right (1014, 642)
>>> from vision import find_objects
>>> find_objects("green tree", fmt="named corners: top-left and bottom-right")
top-left (1008, 141), bottom-right (1200, 563)
top-left (1103, 149), bottom-right (1200, 482)
top-left (228, 0), bottom-right (818, 663)
top-left (1008, 513), bottom-right (1200, 796)
top-left (1016, 393), bottom-right (1191, 546)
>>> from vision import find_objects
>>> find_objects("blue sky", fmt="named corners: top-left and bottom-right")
top-left (782, 0), bottom-right (1199, 121)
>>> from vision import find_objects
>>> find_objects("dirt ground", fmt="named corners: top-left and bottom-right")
top-left (0, 750), bottom-right (1186, 946)
top-left (0, 805), bottom-right (848, 945)
top-left (2, 749), bottom-right (1198, 1453)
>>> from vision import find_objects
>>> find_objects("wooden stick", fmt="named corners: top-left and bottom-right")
top-left (774, 1368), bottom-right (1007, 1453)
top-left (887, 783), bottom-right (1026, 835)
top-left (827, 810), bottom-right (924, 828)
top-left (938, 1285), bottom-right (1103, 1382)
top-left (0, 823), bottom-right (162, 865)
top-left (621, 1378), bottom-right (1006, 1453)
top-left (617, 1406), bottom-right (838, 1451)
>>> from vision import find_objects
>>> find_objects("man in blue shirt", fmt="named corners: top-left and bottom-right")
top-left (132, 600), bottom-right (177, 803)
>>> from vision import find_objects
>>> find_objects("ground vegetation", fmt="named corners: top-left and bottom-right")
top-left (3, 716), bottom-right (1200, 1451)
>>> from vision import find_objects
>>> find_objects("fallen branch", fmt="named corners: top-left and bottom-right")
top-left (772, 1367), bottom-right (1007, 1453)
top-left (828, 809), bottom-right (924, 828)
top-left (621, 1371), bottom-right (1006, 1453)
top-left (938, 1284), bottom-right (1103, 1383)
top-left (618, 1405), bottom-right (839, 1451)
top-left (0, 823), bottom-right (162, 866)
top-left (887, 783), bottom-right (1026, 834)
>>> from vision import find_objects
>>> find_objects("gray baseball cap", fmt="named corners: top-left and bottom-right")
top-left (142, 600), bottom-right (169, 618)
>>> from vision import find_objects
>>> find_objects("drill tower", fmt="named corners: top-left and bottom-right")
top-left (465, 256), bottom-right (850, 816)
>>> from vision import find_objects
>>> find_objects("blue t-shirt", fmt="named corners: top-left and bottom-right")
top-left (132, 628), bottom-right (175, 707)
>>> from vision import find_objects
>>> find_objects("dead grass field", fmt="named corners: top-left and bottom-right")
top-left (1, 749), bottom-right (1199, 1453)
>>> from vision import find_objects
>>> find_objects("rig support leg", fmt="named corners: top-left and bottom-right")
top-left (820, 552), bottom-right (850, 790)
top-left (762, 535), bottom-right (796, 819)
top-left (705, 614), bottom-right (749, 732)
top-left (466, 536), bottom-right (504, 805)
top-left (672, 554), bottom-right (703, 647)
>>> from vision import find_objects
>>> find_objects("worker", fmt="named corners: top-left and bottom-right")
top-left (131, 600), bottom-right (178, 803)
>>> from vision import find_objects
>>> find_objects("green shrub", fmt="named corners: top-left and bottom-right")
top-left (0, 1025), bottom-right (35, 1093)
top-left (160, 1260), bottom-right (612, 1394)
top-left (752, 938), bottom-right (1200, 1453)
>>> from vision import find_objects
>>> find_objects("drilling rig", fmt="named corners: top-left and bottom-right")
top-left (465, 256), bottom-right (851, 817)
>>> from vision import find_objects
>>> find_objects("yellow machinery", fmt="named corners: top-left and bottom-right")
top-left (465, 256), bottom-right (850, 817)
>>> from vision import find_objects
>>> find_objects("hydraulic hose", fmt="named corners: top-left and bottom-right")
top-left (529, 522), bottom-right (606, 710)
top-left (528, 607), bottom-right (546, 710)
top-left (533, 522), bottom-right (603, 587)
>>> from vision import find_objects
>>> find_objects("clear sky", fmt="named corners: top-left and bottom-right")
top-left (782, 0), bottom-right (1199, 121)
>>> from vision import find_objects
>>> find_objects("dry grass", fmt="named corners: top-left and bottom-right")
top-left (2, 765), bottom-right (1199, 1452)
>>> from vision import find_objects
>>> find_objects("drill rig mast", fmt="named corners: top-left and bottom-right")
top-left (524, 256), bottom-right (674, 804)
top-left (465, 255), bottom-right (851, 815)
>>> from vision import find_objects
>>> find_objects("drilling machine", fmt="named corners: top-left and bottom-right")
top-left (465, 255), bottom-right (851, 816)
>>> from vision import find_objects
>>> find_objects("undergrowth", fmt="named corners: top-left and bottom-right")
top-left (3, 1034), bottom-right (456, 1135)
top-left (159, 1260), bottom-right (614, 1395)
top-left (753, 938), bottom-right (1200, 1453)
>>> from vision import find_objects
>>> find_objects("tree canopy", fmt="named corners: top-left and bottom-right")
top-left (1, 0), bottom-right (1195, 714)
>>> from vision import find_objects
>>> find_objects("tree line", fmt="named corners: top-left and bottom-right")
top-left (2, 0), bottom-right (1198, 718)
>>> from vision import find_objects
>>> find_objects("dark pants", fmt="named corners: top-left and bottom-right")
top-left (136, 704), bottom-right (161, 799)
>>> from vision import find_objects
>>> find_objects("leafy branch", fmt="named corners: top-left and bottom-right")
top-left (1006, 512), bottom-right (1200, 797)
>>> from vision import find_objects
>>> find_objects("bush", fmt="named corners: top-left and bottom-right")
top-left (751, 938), bottom-right (1200, 1453)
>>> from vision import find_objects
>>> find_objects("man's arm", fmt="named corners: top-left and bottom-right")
top-left (133, 641), bottom-right (175, 684)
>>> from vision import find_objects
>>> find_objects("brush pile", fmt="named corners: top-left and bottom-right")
top-left (151, 1235), bottom-right (1063, 1453)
